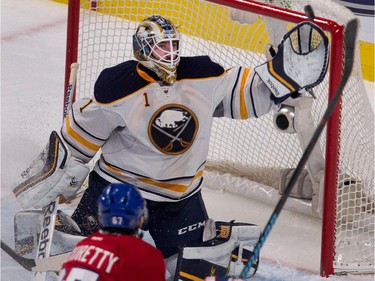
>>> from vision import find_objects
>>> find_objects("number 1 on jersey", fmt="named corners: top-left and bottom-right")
top-left (143, 93), bottom-right (150, 107)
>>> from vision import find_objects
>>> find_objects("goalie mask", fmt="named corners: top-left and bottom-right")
top-left (133, 15), bottom-right (180, 84)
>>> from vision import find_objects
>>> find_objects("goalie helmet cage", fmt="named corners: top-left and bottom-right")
top-left (63, 0), bottom-right (374, 277)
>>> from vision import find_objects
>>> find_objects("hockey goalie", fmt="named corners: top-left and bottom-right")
top-left (12, 15), bottom-right (329, 280)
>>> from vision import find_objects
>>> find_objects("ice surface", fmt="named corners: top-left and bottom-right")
top-left (1, 0), bottom-right (373, 280)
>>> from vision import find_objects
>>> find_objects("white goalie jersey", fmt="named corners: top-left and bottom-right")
top-left (61, 56), bottom-right (276, 202)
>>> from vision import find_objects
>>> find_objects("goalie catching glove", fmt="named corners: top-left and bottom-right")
top-left (255, 21), bottom-right (329, 103)
top-left (13, 131), bottom-right (89, 209)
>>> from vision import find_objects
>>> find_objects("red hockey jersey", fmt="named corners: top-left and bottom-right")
top-left (58, 231), bottom-right (166, 281)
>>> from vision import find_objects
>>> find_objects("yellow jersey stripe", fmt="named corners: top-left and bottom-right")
top-left (104, 161), bottom-right (204, 192)
top-left (179, 271), bottom-right (205, 281)
top-left (239, 68), bottom-right (250, 119)
top-left (66, 114), bottom-right (101, 151)
top-left (138, 169), bottom-right (203, 192)
top-left (268, 60), bottom-right (296, 92)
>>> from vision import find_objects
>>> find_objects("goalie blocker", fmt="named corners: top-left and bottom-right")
top-left (13, 131), bottom-right (89, 209)
top-left (173, 220), bottom-right (261, 280)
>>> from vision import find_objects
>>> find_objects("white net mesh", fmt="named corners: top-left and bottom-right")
top-left (72, 0), bottom-right (374, 274)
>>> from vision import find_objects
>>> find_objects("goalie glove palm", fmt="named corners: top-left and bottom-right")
top-left (255, 21), bottom-right (329, 102)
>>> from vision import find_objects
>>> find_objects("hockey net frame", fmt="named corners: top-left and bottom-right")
top-left (63, 0), bottom-right (374, 276)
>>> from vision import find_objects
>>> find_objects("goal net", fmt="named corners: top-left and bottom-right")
top-left (64, 0), bottom-right (374, 276)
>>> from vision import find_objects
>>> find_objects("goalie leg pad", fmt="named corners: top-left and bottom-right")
top-left (14, 210), bottom-right (44, 258)
top-left (175, 239), bottom-right (236, 280)
top-left (13, 131), bottom-right (89, 209)
top-left (14, 210), bottom-right (85, 258)
top-left (174, 221), bottom-right (261, 280)
top-left (217, 221), bottom-right (261, 278)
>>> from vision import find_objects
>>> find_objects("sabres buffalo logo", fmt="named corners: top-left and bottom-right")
top-left (149, 104), bottom-right (198, 154)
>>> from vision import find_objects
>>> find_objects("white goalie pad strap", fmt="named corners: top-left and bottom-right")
top-left (255, 21), bottom-right (329, 101)
top-left (13, 131), bottom-right (89, 209)
top-left (226, 222), bottom-right (261, 243)
top-left (203, 218), bottom-right (216, 242)
top-left (182, 239), bottom-right (236, 262)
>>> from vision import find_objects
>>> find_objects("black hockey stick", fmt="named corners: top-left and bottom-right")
top-left (1, 240), bottom-right (70, 272)
top-left (1, 240), bottom-right (36, 271)
top-left (239, 17), bottom-right (359, 279)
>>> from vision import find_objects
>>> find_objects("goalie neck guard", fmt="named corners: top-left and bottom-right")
top-left (98, 183), bottom-right (145, 231)
top-left (133, 15), bottom-right (180, 85)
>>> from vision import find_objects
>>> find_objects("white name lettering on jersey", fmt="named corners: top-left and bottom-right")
top-left (68, 245), bottom-right (119, 273)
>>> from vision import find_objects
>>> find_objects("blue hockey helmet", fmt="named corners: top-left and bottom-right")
top-left (98, 183), bottom-right (145, 231)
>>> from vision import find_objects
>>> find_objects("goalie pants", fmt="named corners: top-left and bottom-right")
top-left (71, 171), bottom-right (209, 259)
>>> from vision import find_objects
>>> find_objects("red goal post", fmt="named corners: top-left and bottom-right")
top-left (63, 0), bottom-right (374, 277)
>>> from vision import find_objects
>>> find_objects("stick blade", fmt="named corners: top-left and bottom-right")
top-left (1, 240), bottom-right (36, 271)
